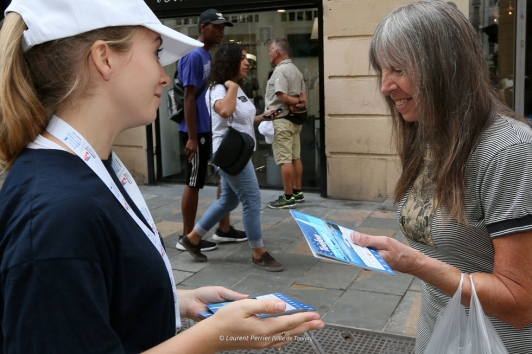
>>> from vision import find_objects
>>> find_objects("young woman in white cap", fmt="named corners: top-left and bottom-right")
top-left (0, 0), bottom-right (323, 352)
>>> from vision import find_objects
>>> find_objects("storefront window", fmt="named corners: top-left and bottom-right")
top-left (470, 0), bottom-right (516, 109)
top-left (158, 8), bottom-right (321, 190)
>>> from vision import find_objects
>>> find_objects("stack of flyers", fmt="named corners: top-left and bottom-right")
top-left (290, 210), bottom-right (395, 276)
top-left (197, 293), bottom-right (316, 319)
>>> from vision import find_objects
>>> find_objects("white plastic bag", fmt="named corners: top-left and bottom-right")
top-left (425, 273), bottom-right (468, 353)
top-left (465, 274), bottom-right (508, 354)
top-left (425, 273), bottom-right (508, 354)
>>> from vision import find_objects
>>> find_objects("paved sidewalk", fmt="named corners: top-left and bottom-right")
top-left (141, 183), bottom-right (421, 340)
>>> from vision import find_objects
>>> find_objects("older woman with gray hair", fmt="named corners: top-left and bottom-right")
top-left (351, 1), bottom-right (532, 352)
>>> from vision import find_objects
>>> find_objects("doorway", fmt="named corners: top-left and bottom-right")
top-left (157, 8), bottom-right (322, 190)
top-left (471, 0), bottom-right (529, 115)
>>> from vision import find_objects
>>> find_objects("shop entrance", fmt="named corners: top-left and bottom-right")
top-left (471, 0), bottom-right (530, 117)
top-left (156, 8), bottom-right (322, 191)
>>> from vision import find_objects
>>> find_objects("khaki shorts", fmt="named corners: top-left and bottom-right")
top-left (272, 118), bottom-right (302, 164)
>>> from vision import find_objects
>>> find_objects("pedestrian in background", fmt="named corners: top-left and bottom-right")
top-left (0, 0), bottom-right (323, 352)
top-left (265, 39), bottom-right (307, 209)
top-left (351, 1), bottom-right (532, 353)
top-left (180, 43), bottom-right (284, 272)
top-left (176, 9), bottom-right (247, 254)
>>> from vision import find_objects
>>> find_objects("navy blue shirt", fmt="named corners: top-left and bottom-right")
top-left (0, 149), bottom-right (175, 353)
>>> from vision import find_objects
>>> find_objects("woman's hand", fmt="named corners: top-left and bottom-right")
top-left (223, 80), bottom-right (239, 90)
top-left (149, 289), bottom-right (323, 354)
top-left (263, 109), bottom-right (281, 120)
top-left (168, 298), bottom-right (324, 353)
top-left (254, 109), bottom-right (280, 124)
top-left (350, 231), bottom-right (424, 274)
top-left (350, 229), bottom-right (532, 329)
top-left (214, 82), bottom-right (239, 118)
top-left (178, 287), bottom-right (249, 321)
top-left (197, 298), bottom-right (324, 352)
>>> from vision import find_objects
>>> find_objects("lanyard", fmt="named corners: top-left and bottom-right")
top-left (46, 115), bottom-right (180, 328)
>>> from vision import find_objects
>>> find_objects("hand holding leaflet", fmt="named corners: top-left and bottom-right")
top-left (198, 293), bottom-right (316, 319)
top-left (290, 210), bottom-right (395, 276)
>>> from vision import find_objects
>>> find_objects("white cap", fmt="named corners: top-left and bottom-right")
top-left (5, 0), bottom-right (203, 66)
top-left (258, 121), bottom-right (275, 144)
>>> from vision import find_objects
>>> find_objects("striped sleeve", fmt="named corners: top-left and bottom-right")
top-left (477, 121), bottom-right (532, 237)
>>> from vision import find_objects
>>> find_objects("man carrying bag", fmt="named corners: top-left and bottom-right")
top-left (264, 39), bottom-right (307, 210)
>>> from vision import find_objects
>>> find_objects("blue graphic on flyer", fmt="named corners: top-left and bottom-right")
top-left (290, 210), bottom-right (395, 276)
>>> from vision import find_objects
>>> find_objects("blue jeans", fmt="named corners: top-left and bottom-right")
top-left (193, 160), bottom-right (264, 249)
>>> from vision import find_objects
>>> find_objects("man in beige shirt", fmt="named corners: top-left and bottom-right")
top-left (264, 39), bottom-right (307, 209)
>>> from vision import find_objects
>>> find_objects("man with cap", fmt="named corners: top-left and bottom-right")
top-left (176, 9), bottom-right (247, 253)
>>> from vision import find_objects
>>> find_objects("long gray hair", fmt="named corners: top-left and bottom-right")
top-left (369, 1), bottom-right (521, 224)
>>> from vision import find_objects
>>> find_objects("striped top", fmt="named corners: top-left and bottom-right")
top-left (398, 116), bottom-right (532, 353)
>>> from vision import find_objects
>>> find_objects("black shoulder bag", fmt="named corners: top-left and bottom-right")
top-left (209, 88), bottom-right (255, 175)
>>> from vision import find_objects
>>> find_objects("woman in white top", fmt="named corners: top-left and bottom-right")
top-left (180, 44), bottom-right (284, 271)
top-left (0, 1), bottom-right (323, 352)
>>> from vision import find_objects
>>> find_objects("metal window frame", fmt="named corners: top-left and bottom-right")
top-left (515, 0), bottom-right (527, 115)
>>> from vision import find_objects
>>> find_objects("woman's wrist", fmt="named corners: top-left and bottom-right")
top-left (177, 289), bottom-right (193, 318)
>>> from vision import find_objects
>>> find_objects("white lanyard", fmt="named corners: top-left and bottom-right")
top-left (46, 115), bottom-right (180, 328)
top-left (28, 135), bottom-right (67, 151)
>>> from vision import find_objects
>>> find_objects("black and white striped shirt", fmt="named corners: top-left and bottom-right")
top-left (399, 116), bottom-right (532, 353)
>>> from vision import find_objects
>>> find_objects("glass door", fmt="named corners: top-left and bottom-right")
top-left (496, 0), bottom-right (517, 110)
top-left (470, 0), bottom-right (530, 116)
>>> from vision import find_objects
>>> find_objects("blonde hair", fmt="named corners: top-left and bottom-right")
top-left (0, 13), bottom-right (138, 171)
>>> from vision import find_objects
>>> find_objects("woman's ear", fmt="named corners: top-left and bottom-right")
top-left (89, 40), bottom-right (113, 81)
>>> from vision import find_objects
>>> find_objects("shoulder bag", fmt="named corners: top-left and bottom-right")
top-left (209, 88), bottom-right (255, 175)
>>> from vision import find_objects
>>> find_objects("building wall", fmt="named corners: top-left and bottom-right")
top-left (114, 127), bottom-right (149, 185)
top-left (323, 0), bottom-right (469, 201)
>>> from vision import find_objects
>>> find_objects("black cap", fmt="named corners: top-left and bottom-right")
top-left (199, 9), bottom-right (233, 27)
